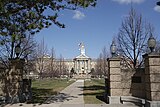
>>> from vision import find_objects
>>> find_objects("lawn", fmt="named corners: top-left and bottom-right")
top-left (31, 78), bottom-right (74, 103)
top-left (83, 78), bottom-right (106, 104)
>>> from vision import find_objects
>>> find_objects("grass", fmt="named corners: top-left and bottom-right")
top-left (31, 78), bottom-right (74, 104)
top-left (83, 78), bottom-right (105, 104)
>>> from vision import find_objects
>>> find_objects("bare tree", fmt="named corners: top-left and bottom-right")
top-left (95, 53), bottom-right (103, 78)
top-left (94, 46), bottom-right (109, 78)
top-left (44, 47), bottom-right (57, 78)
top-left (20, 35), bottom-right (37, 76)
top-left (20, 34), bottom-right (37, 59)
top-left (117, 8), bottom-right (154, 69)
top-left (35, 38), bottom-right (48, 78)
top-left (58, 54), bottom-right (68, 78)
top-left (0, 33), bottom-right (36, 68)
top-left (59, 54), bottom-right (63, 77)
top-left (54, 60), bottom-right (60, 78)
top-left (102, 46), bottom-right (109, 77)
top-left (49, 47), bottom-right (56, 77)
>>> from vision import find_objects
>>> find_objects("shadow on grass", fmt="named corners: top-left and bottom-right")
top-left (29, 88), bottom-right (78, 104)
top-left (29, 88), bottom-right (58, 104)
top-left (96, 95), bottom-right (107, 103)
top-left (79, 85), bottom-right (107, 103)
top-left (44, 93), bottom-right (78, 104)
top-left (80, 85), bottom-right (105, 91)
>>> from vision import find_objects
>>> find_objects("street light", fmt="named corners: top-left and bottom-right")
top-left (15, 35), bottom-right (26, 58)
top-left (20, 35), bottom-right (26, 43)
top-left (148, 35), bottom-right (156, 53)
top-left (110, 40), bottom-right (117, 57)
top-left (157, 1), bottom-right (160, 6)
top-left (15, 44), bottom-right (21, 58)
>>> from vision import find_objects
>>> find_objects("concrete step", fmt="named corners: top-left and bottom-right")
top-left (120, 96), bottom-right (145, 107)
top-left (85, 104), bottom-right (141, 107)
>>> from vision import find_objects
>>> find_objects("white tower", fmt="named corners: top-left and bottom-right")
top-left (79, 42), bottom-right (85, 55)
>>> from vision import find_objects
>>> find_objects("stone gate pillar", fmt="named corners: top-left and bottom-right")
top-left (3, 59), bottom-right (25, 103)
top-left (143, 54), bottom-right (160, 107)
top-left (108, 57), bottom-right (122, 104)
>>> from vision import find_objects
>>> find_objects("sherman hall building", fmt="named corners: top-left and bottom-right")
top-left (65, 43), bottom-right (96, 77)
top-left (35, 43), bottom-right (96, 78)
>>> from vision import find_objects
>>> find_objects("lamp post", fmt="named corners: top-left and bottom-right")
top-left (15, 44), bottom-right (21, 58)
top-left (15, 35), bottom-right (26, 58)
top-left (148, 35), bottom-right (156, 53)
top-left (157, 1), bottom-right (160, 6)
top-left (110, 40), bottom-right (117, 57)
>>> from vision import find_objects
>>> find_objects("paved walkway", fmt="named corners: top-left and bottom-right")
top-left (4, 80), bottom-right (140, 107)
top-left (44, 79), bottom-right (84, 107)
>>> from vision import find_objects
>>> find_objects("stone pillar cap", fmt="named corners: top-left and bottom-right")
top-left (143, 53), bottom-right (160, 58)
top-left (107, 56), bottom-right (121, 61)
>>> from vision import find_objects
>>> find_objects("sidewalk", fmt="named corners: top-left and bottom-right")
top-left (44, 79), bottom-right (85, 107)
top-left (4, 80), bottom-right (140, 107)
top-left (4, 80), bottom-right (85, 107)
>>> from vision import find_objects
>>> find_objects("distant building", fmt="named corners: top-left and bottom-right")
top-left (59, 42), bottom-right (96, 77)
top-left (35, 42), bottom-right (96, 78)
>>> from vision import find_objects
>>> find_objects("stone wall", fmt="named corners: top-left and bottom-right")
top-left (120, 68), bottom-right (145, 98)
top-left (143, 54), bottom-right (160, 101)
top-left (120, 69), bottom-right (133, 96)
top-left (108, 57), bottom-right (145, 104)
top-left (0, 68), bottom-right (5, 96)
top-left (0, 59), bottom-right (32, 103)
top-left (108, 57), bottom-right (145, 98)
top-left (108, 54), bottom-right (160, 106)
top-left (108, 57), bottom-right (122, 96)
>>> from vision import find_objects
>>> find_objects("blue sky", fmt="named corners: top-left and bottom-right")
top-left (35, 0), bottom-right (160, 59)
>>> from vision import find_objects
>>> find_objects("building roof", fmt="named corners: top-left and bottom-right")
top-left (74, 54), bottom-right (91, 60)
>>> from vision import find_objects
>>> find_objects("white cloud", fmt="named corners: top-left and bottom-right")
top-left (73, 10), bottom-right (85, 20)
top-left (154, 5), bottom-right (160, 12)
top-left (112, 0), bottom-right (144, 4)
